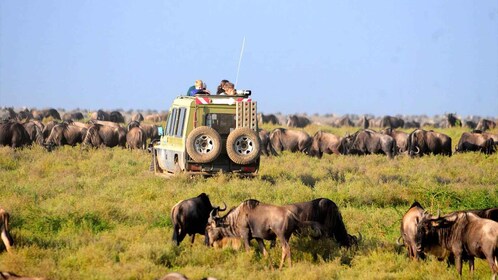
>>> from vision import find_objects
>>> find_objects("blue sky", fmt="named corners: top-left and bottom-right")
top-left (1, 1), bottom-right (497, 118)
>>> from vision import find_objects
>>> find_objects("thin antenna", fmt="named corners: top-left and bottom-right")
top-left (235, 36), bottom-right (245, 88)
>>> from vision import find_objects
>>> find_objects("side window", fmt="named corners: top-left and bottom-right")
top-left (166, 108), bottom-right (177, 136)
top-left (165, 107), bottom-right (187, 137)
top-left (176, 108), bottom-right (186, 137)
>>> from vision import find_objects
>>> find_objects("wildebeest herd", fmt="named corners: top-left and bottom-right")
top-left (1, 107), bottom-right (497, 278)
top-left (0, 108), bottom-right (164, 150)
top-left (167, 193), bottom-right (498, 277)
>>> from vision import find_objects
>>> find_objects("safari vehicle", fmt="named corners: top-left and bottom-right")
top-left (150, 91), bottom-right (260, 176)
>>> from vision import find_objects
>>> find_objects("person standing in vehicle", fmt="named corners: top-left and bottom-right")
top-left (219, 82), bottom-right (236, 96)
top-left (187, 80), bottom-right (203, 96)
top-left (216, 79), bottom-right (230, 95)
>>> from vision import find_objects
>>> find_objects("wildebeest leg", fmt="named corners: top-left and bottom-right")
top-left (486, 255), bottom-right (497, 280)
top-left (279, 240), bottom-right (291, 270)
top-left (255, 238), bottom-right (268, 257)
top-left (1, 230), bottom-right (13, 253)
top-left (468, 256), bottom-right (474, 273)
top-left (190, 234), bottom-right (195, 244)
top-left (455, 253), bottom-right (463, 275)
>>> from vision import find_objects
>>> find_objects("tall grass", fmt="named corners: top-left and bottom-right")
top-left (0, 127), bottom-right (497, 279)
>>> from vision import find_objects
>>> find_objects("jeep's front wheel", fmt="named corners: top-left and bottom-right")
top-left (186, 126), bottom-right (222, 163)
top-left (226, 128), bottom-right (261, 165)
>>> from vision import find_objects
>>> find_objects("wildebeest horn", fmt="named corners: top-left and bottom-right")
top-left (357, 232), bottom-right (362, 243)
top-left (396, 236), bottom-right (404, 246)
top-left (414, 146), bottom-right (420, 154)
top-left (218, 202), bottom-right (227, 212)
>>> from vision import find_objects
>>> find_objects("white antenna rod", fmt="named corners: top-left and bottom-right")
top-left (235, 36), bottom-right (245, 88)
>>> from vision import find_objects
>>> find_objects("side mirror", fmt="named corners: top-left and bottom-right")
top-left (157, 126), bottom-right (164, 136)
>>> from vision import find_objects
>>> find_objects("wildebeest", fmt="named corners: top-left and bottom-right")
top-left (407, 129), bottom-right (452, 157)
top-left (258, 129), bottom-right (271, 156)
top-left (0, 209), bottom-right (13, 253)
top-left (139, 123), bottom-right (159, 141)
top-left (40, 108), bottom-right (61, 120)
top-left (397, 202), bottom-right (449, 261)
top-left (110, 111), bottom-right (125, 123)
top-left (338, 129), bottom-right (396, 159)
top-left (0, 121), bottom-right (32, 148)
top-left (170, 193), bottom-right (226, 246)
top-left (258, 113), bottom-right (280, 125)
top-left (62, 112), bottom-right (84, 122)
top-left (284, 198), bottom-right (359, 248)
top-left (356, 115), bottom-right (370, 129)
top-left (205, 199), bottom-right (321, 269)
top-left (380, 115), bottom-right (404, 129)
top-left (131, 112), bottom-right (144, 122)
top-left (455, 131), bottom-right (496, 154)
top-left (331, 116), bottom-right (354, 127)
top-left (443, 113), bottom-right (461, 128)
top-left (41, 120), bottom-right (59, 140)
top-left (44, 121), bottom-right (88, 149)
top-left (476, 119), bottom-right (497, 131)
top-left (381, 128), bottom-right (408, 154)
top-left (416, 211), bottom-right (498, 278)
top-left (126, 126), bottom-right (147, 150)
top-left (92, 110), bottom-right (110, 121)
top-left (83, 122), bottom-right (126, 148)
top-left (22, 120), bottom-right (44, 145)
top-left (269, 128), bottom-right (312, 155)
top-left (286, 115), bottom-right (311, 128)
top-left (308, 130), bottom-right (342, 158)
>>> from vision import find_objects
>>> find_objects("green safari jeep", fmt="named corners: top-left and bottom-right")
top-left (150, 91), bottom-right (261, 176)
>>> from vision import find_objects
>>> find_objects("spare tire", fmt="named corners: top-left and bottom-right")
top-left (186, 126), bottom-right (222, 163)
top-left (226, 127), bottom-right (261, 165)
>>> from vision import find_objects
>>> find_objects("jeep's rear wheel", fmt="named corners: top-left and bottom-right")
top-left (186, 126), bottom-right (222, 163)
top-left (226, 128), bottom-right (261, 165)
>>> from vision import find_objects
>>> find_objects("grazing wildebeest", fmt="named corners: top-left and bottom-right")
top-left (269, 128), bottom-right (312, 155)
top-left (476, 119), bottom-right (497, 132)
top-left (258, 113), bottom-right (280, 125)
top-left (62, 112), bottom-right (84, 122)
top-left (308, 131), bottom-right (342, 158)
top-left (286, 115), bottom-right (311, 128)
top-left (44, 121), bottom-right (88, 149)
top-left (407, 129), bottom-right (452, 157)
top-left (381, 128), bottom-right (409, 154)
top-left (110, 111), bottom-right (125, 123)
top-left (258, 129), bottom-right (271, 156)
top-left (284, 198), bottom-right (359, 248)
top-left (126, 126), bottom-right (147, 150)
top-left (0, 121), bottom-right (32, 148)
top-left (0, 209), bottom-right (13, 253)
top-left (338, 129), bottom-right (396, 159)
top-left (332, 116), bottom-right (354, 127)
top-left (170, 193), bottom-right (226, 246)
top-left (22, 120), bottom-right (44, 145)
top-left (380, 115), bottom-right (404, 129)
top-left (41, 120), bottom-right (59, 140)
top-left (83, 123), bottom-right (126, 148)
top-left (205, 199), bottom-right (321, 269)
top-left (416, 211), bottom-right (498, 278)
top-left (455, 131), bottom-right (496, 154)
top-left (41, 108), bottom-right (61, 120)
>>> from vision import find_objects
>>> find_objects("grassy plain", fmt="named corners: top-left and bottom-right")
top-left (0, 125), bottom-right (497, 280)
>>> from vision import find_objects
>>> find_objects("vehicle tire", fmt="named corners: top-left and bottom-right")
top-left (150, 149), bottom-right (160, 172)
top-left (186, 126), bottom-right (222, 163)
top-left (226, 128), bottom-right (261, 165)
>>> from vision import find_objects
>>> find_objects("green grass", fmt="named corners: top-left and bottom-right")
top-left (0, 127), bottom-right (497, 279)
